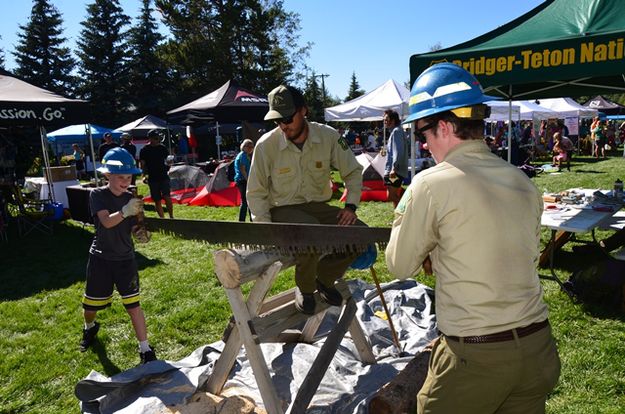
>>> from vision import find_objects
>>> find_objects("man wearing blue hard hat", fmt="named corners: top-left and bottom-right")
top-left (80, 147), bottom-right (157, 364)
top-left (385, 63), bottom-right (560, 413)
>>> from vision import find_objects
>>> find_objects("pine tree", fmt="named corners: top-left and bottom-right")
top-left (303, 71), bottom-right (324, 122)
top-left (345, 71), bottom-right (364, 101)
top-left (76, 0), bottom-right (130, 125)
top-left (127, 0), bottom-right (169, 117)
top-left (12, 0), bottom-right (75, 96)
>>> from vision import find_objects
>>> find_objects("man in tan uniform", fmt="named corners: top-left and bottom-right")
top-left (247, 85), bottom-right (363, 314)
top-left (385, 63), bottom-right (560, 414)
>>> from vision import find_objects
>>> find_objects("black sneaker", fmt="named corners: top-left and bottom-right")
top-left (140, 347), bottom-right (157, 364)
top-left (316, 279), bottom-right (343, 306)
top-left (79, 322), bottom-right (100, 352)
top-left (294, 287), bottom-right (316, 315)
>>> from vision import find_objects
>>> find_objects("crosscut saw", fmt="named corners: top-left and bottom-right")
top-left (144, 217), bottom-right (391, 255)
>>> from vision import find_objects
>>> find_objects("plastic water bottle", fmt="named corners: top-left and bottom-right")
top-left (614, 179), bottom-right (623, 201)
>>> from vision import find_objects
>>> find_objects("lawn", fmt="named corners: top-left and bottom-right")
top-left (1, 152), bottom-right (625, 413)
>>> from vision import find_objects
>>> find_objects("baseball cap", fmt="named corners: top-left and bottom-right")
top-left (264, 85), bottom-right (305, 121)
top-left (147, 129), bottom-right (160, 139)
top-left (121, 132), bottom-right (131, 140)
top-left (103, 132), bottom-right (112, 138)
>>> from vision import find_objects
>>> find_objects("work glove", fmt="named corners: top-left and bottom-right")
top-left (121, 198), bottom-right (143, 218)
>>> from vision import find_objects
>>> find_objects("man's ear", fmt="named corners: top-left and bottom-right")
top-left (301, 106), bottom-right (308, 118)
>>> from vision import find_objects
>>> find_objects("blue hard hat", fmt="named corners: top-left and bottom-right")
top-left (403, 62), bottom-right (499, 124)
top-left (97, 147), bottom-right (142, 175)
top-left (350, 244), bottom-right (378, 270)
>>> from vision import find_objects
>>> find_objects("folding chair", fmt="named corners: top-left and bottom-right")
top-left (7, 184), bottom-right (53, 237)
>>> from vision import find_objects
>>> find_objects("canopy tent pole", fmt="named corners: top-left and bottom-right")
top-left (39, 126), bottom-right (55, 202)
top-left (86, 124), bottom-right (98, 183)
top-left (216, 121), bottom-right (222, 160)
top-left (507, 85), bottom-right (513, 164)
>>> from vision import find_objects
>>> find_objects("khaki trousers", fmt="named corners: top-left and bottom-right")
top-left (270, 202), bottom-right (363, 293)
top-left (418, 325), bottom-right (560, 414)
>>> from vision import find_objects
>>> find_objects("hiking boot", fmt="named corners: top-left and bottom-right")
top-left (294, 287), bottom-right (316, 315)
top-left (572, 243), bottom-right (607, 257)
top-left (140, 347), bottom-right (157, 364)
top-left (79, 321), bottom-right (100, 352)
top-left (316, 279), bottom-right (343, 306)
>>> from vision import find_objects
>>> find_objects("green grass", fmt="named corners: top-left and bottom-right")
top-left (1, 153), bottom-right (625, 413)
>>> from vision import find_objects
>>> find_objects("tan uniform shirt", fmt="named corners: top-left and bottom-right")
top-left (247, 122), bottom-right (362, 223)
top-left (385, 140), bottom-right (548, 337)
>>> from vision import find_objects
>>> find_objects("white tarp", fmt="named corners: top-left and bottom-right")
top-left (535, 97), bottom-right (598, 119)
top-left (324, 79), bottom-right (410, 122)
top-left (75, 279), bottom-right (437, 414)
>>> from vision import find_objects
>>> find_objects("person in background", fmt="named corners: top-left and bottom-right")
top-left (552, 132), bottom-right (568, 171)
top-left (139, 129), bottom-right (173, 219)
top-left (386, 63), bottom-right (560, 414)
top-left (247, 85), bottom-right (363, 315)
top-left (383, 109), bottom-right (408, 207)
top-left (98, 132), bottom-right (119, 161)
top-left (72, 143), bottom-right (86, 180)
top-left (592, 119), bottom-right (607, 159)
top-left (80, 147), bottom-right (157, 364)
top-left (121, 133), bottom-right (138, 184)
top-left (234, 139), bottom-right (254, 222)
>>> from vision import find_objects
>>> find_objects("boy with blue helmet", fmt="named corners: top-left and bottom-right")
top-left (80, 147), bottom-right (157, 364)
top-left (386, 63), bottom-right (560, 414)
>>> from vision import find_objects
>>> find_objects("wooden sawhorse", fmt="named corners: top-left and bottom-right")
top-left (207, 249), bottom-right (376, 414)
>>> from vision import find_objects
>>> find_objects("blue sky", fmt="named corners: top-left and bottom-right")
top-left (1, 0), bottom-right (544, 99)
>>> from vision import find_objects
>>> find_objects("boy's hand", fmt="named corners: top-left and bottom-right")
top-left (122, 198), bottom-right (143, 218)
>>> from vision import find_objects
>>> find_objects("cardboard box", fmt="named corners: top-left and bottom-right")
top-left (45, 166), bottom-right (76, 182)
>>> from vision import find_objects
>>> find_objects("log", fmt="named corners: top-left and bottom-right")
top-left (368, 347), bottom-right (432, 414)
top-left (213, 249), bottom-right (295, 289)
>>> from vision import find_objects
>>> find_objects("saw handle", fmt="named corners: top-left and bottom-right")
top-left (130, 187), bottom-right (150, 243)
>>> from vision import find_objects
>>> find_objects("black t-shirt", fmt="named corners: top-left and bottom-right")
top-left (98, 142), bottom-right (119, 160)
top-left (139, 144), bottom-right (169, 181)
top-left (89, 187), bottom-right (136, 260)
top-left (121, 143), bottom-right (137, 158)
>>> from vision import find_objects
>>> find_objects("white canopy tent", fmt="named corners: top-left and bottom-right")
top-left (534, 98), bottom-right (598, 119)
top-left (115, 114), bottom-right (168, 133)
top-left (324, 79), bottom-right (409, 122)
top-left (513, 100), bottom-right (558, 120)
top-left (485, 101), bottom-right (520, 121)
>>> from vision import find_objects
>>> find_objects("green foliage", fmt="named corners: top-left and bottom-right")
top-left (345, 71), bottom-right (364, 101)
top-left (75, 0), bottom-right (130, 125)
top-left (12, 0), bottom-right (76, 96)
top-left (155, 0), bottom-right (310, 103)
top-left (303, 70), bottom-right (325, 122)
top-left (126, 0), bottom-right (169, 119)
top-left (3, 159), bottom-right (625, 412)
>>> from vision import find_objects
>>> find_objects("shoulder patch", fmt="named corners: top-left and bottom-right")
top-left (395, 189), bottom-right (411, 214)
top-left (337, 136), bottom-right (349, 151)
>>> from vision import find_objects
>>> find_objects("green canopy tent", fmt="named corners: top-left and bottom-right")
top-left (408, 0), bottom-right (625, 161)
top-left (409, 0), bottom-right (625, 99)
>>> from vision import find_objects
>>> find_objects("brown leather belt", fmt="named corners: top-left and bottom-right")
top-left (445, 319), bottom-right (549, 344)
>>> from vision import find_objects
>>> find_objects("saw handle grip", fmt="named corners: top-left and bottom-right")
top-left (130, 188), bottom-right (150, 243)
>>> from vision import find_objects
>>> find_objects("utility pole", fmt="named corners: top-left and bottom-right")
top-left (314, 73), bottom-right (330, 105)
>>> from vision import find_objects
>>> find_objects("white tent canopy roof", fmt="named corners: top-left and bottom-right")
top-left (484, 101), bottom-right (520, 122)
top-left (324, 79), bottom-right (409, 122)
top-left (534, 98), bottom-right (598, 119)
top-left (513, 100), bottom-right (559, 120)
top-left (115, 115), bottom-right (169, 132)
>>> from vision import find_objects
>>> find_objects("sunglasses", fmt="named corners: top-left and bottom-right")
top-left (414, 121), bottom-right (437, 143)
top-left (274, 111), bottom-right (297, 125)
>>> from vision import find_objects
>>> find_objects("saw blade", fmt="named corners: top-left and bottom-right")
top-left (144, 217), bottom-right (390, 255)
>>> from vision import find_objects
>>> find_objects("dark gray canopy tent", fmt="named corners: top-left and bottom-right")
top-left (0, 69), bottom-right (90, 199)
top-left (167, 80), bottom-right (268, 158)
top-left (583, 95), bottom-right (625, 115)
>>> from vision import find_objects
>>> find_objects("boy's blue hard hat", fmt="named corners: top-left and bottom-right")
top-left (403, 62), bottom-right (499, 124)
top-left (97, 147), bottom-right (142, 175)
